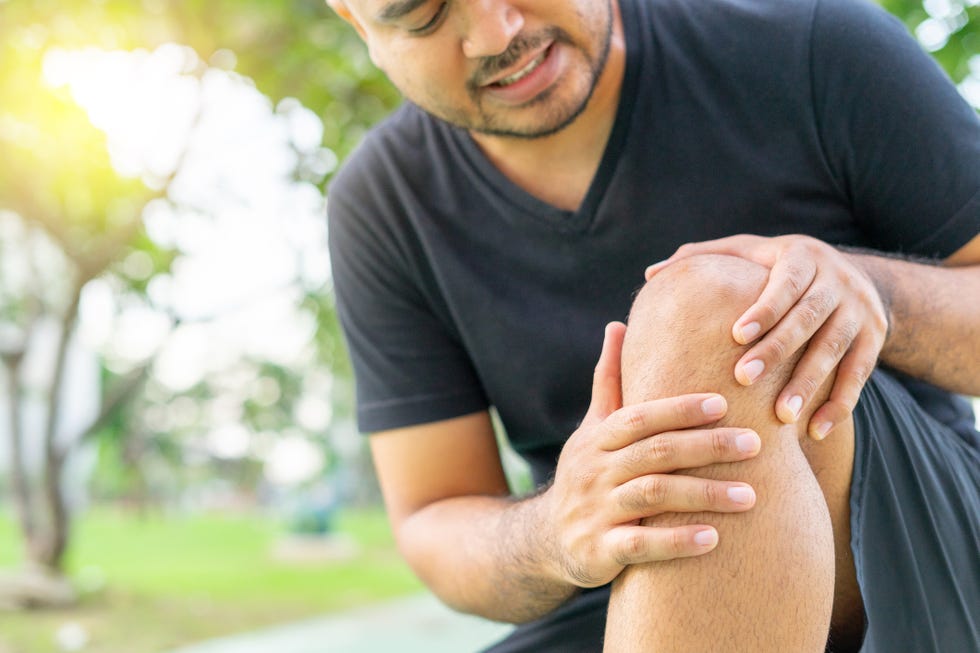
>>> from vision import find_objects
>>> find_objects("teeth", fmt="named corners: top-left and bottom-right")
top-left (496, 51), bottom-right (546, 87)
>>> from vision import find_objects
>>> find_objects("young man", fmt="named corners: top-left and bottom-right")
top-left (326, 0), bottom-right (980, 649)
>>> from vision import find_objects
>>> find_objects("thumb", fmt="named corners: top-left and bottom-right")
top-left (583, 322), bottom-right (626, 425)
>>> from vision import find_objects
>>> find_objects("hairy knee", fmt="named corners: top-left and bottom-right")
top-left (622, 254), bottom-right (769, 401)
top-left (622, 254), bottom-right (820, 431)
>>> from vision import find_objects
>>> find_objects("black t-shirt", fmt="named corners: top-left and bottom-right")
top-left (328, 0), bottom-right (980, 484)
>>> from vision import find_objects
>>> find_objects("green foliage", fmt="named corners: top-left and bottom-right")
top-left (0, 0), bottom-right (401, 531)
top-left (881, 0), bottom-right (978, 84)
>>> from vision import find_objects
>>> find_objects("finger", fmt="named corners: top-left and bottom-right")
top-left (598, 393), bottom-right (728, 451)
top-left (807, 335), bottom-right (880, 440)
top-left (644, 236), bottom-right (762, 281)
top-left (583, 322), bottom-right (627, 425)
top-left (773, 313), bottom-right (856, 423)
top-left (732, 255), bottom-right (818, 346)
top-left (734, 284), bottom-right (838, 386)
top-left (614, 428), bottom-right (761, 477)
top-left (613, 474), bottom-right (756, 522)
top-left (607, 524), bottom-right (719, 565)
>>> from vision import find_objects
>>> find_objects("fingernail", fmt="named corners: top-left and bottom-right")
top-left (740, 359), bottom-right (765, 384)
top-left (736, 321), bottom-right (761, 343)
top-left (701, 396), bottom-right (726, 417)
top-left (735, 431), bottom-right (760, 453)
top-left (693, 529), bottom-right (718, 547)
top-left (786, 395), bottom-right (803, 420)
top-left (814, 422), bottom-right (833, 440)
top-left (727, 486), bottom-right (755, 505)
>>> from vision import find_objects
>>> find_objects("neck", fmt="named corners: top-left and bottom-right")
top-left (470, 2), bottom-right (626, 211)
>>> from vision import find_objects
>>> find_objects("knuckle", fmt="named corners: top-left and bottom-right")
top-left (646, 436), bottom-right (676, 466)
top-left (764, 335), bottom-right (790, 362)
top-left (710, 430), bottom-right (730, 459)
top-left (618, 406), bottom-right (647, 433)
top-left (643, 477), bottom-right (670, 507)
top-left (564, 556), bottom-right (597, 586)
top-left (817, 335), bottom-right (844, 361)
top-left (700, 481), bottom-right (719, 507)
top-left (823, 321), bottom-right (858, 357)
top-left (796, 298), bottom-right (825, 330)
top-left (621, 531), bottom-right (646, 561)
top-left (847, 361), bottom-right (874, 387)
top-left (794, 374), bottom-right (820, 399)
top-left (666, 528), bottom-right (686, 557)
top-left (839, 318), bottom-right (861, 341)
top-left (785, 268), bottom-right (809, 297)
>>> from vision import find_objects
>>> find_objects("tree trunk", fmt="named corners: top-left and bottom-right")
top-left (32, 286), bottom-right (82, 572)
top-left (1, 353), bottom-right (36, 554)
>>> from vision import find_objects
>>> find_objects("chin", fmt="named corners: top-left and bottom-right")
top-left (472, 82), bottom-right (596, 139)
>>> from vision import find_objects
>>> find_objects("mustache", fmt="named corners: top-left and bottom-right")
top-left (468, 28), bottom-right (565, 88)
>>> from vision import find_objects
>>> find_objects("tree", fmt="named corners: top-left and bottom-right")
top-left (0, 0), bottom-right (400, 605)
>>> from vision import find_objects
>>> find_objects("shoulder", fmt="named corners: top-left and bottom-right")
top-left (329, 103), bottom-right (431, 210)
top-left (627, 0), bottom-right (823, 98)
top-left (327, 103), bottom-right (445, 256)
top-left (632, 0), bottom-right (820, 41)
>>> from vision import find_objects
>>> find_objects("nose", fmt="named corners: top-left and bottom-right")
top-left (460, 0), bottom-right (524, 59)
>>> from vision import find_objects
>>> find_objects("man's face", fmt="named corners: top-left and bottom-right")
top-left (338, 0), bottom-right (614, 138)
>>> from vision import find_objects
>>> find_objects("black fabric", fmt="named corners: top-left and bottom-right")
top-left (327, 0), bottom-right (980, 648)
top-left (328, 0), bottom-right (980, 484)
top-left (480, 586), bottom-right (609, 653)
top-left (478, 370), bottom-right (980, 653)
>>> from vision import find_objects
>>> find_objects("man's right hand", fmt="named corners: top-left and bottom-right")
top-left (541, 322), bottom-right (761, 588)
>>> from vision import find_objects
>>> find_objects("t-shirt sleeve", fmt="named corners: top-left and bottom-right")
top-left (327, 165), bottom-right (488, 434)
top-left (809, 0), bottom-right (980, 257)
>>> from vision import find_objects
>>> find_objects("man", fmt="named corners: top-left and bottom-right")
top-left (325, 0), bottom-right (980, 649)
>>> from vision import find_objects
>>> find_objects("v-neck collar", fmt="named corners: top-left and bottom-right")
top-left (449, 0), bottom-right (644, 234)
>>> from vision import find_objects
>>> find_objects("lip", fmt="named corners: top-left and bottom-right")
top-left (479, 42), bottom-right (563, 106)
top-left (481, 40), bottom-right (555, 88)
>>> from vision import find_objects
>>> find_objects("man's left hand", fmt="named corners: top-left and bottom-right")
top-left (646, 234), bottom-right (889, 441)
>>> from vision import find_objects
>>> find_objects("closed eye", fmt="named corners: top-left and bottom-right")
top-left (408, 2), bottom-right (448, 35)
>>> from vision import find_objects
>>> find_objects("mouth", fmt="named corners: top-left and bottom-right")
top-left (483, 42), bottom-right (554, 88)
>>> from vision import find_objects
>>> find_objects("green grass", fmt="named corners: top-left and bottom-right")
top-left (0, 509), bottom-right (423, 653)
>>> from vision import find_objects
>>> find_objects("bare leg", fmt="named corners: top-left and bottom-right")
top-left (604, 254), bottom-right (847, 652)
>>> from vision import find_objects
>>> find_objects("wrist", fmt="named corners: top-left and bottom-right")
top-left (843, 251), bottom-right (895, 347)
top-left (518, 487), bottom-right (570, 585)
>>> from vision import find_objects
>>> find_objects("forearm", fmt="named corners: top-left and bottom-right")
top-left (850, 253), bottom-right (980, 394)
top-left (397, 491), bottom-right (578, 623)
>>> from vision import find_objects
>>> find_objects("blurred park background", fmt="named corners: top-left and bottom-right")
top-left (0, 0), bottom-right (976, 652)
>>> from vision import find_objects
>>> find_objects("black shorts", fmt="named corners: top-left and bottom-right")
top-left (483, 370), bottom-right (980, 652)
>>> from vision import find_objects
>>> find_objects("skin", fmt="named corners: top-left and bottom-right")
top-left (606, 254), bottom-right (842, 652)
top-left (329, 0), bottom-right (980, 631)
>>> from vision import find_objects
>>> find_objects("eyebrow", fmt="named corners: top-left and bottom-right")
top-left (376, 0), bottom-right (429, 22)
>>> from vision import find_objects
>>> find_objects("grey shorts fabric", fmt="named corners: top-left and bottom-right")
top-left (482, 369), bottom-right (980, 652)
top-left (850, 370), bottom-right (979, 651)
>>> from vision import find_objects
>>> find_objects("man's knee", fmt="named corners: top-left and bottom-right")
top-left (609, 255), bottom-right (838, 652)
top-left (622, 254), bottom-right (793, 421)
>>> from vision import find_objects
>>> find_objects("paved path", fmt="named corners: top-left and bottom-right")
top-left (167, 593), bottom-right (514, 653)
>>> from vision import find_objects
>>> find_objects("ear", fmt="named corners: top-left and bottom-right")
top-left (328, 0), bottom-right (369, 41)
